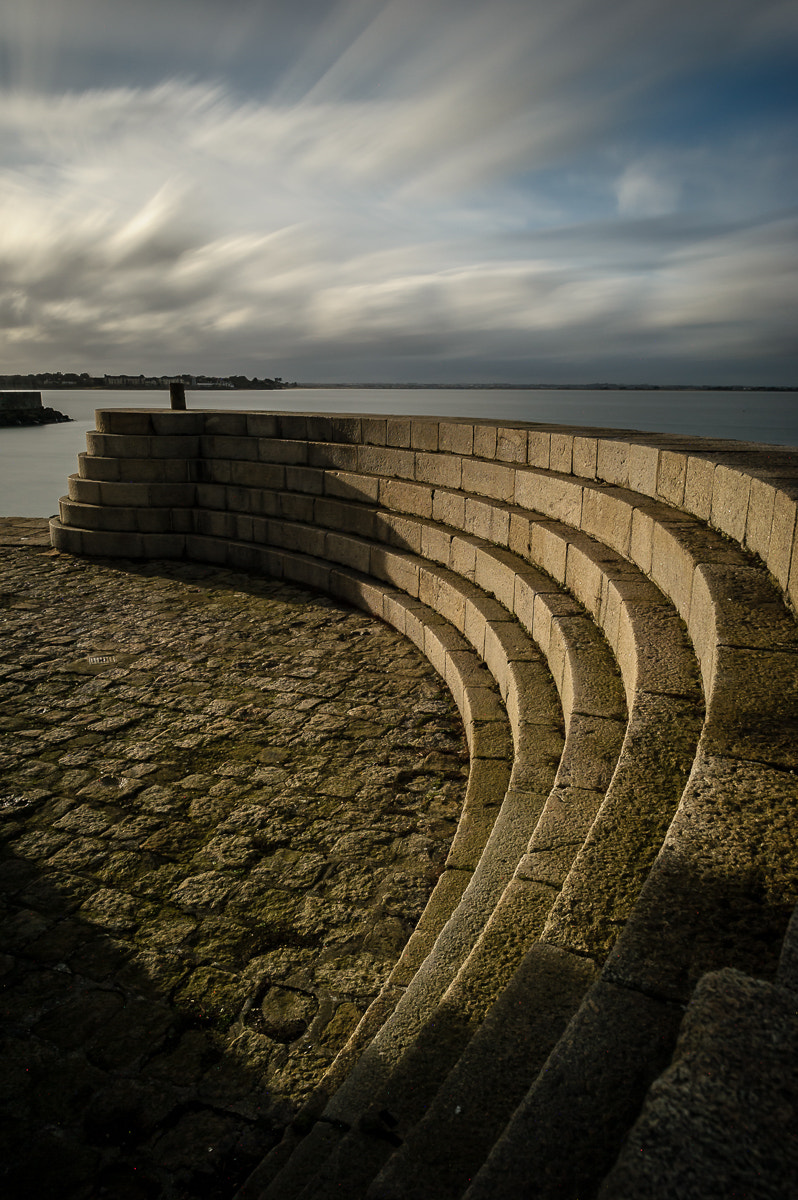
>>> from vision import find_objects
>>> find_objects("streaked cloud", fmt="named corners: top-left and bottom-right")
top-left (0, 0), bottom-right (795, 382)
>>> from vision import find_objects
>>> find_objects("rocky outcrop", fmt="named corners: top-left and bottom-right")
top-left (50, 409), bottom-right (798, 1198)
top-left (0, 391), bottom-right (71, 427)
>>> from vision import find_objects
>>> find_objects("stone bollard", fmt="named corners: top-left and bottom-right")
top-left (169, 382), bottom-right (186, 410)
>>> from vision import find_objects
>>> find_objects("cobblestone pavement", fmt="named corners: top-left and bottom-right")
top-left (0, 520), bottom-right (469, 1199)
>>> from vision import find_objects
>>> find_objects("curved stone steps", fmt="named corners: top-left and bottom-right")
top-left (209, 513), bottom-right (700, 1200)
top-left (49, 411), bottom-right (798, 1200)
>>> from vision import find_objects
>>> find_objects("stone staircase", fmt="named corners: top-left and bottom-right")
top-left (50, 410), bottom-right (798, 1198)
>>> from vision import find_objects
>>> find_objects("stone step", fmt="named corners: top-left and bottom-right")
top-left (50, 412), bottom-right (798, 1200)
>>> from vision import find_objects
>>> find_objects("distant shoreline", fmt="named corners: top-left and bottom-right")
top-left (296, 382), bottom-right (798, 392)
top-left (1, 379), bottom-right (794, 393)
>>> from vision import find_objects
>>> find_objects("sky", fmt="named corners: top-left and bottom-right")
top-left (0, 0), bottom-right (796, 385)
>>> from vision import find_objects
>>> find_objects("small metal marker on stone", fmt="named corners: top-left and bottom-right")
top-left (169, 381), bottom-right (186, 410)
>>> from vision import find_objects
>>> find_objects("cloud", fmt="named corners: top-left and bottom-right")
top-left (0, 0), bottom-right (795, 381)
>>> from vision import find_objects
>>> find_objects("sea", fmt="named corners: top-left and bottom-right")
top-left (1, 386), bottom-right (797, 518)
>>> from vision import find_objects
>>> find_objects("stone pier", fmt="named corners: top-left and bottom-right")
top-left (45, 409), bottom-right (798, 1198)
top-left (0, 390), bottom-right (71, 427)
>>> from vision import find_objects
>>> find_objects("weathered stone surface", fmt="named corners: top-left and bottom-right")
top-left (0, 521), bottom-right (468, 1198)
top-left (599, 969), bottom-right (798, 1200)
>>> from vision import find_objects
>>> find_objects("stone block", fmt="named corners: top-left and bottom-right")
top-left (386, 417), bottom-right (412, 447)
top-left (314, 497), bottom-right (368, 535)
top-left (324, 530), bottom-right (371, 574)
top-left (69, 476), bottom-right (101, 504)
top-left (527, 521), bottom-right (568, 582)
top-left (249, 487), bottom-right (280, 516)
top-left (771, 488), bottom-right (798, 591)
top-left (328, 415), bottom-right (362, 444)
top-left (710, 463), bottom-right (751, 543)
top-left (170, 508), bottom-right (195, 533)
top-left (303, 414), bottom-right (334, 442)
top-left (196, 509), bottom-right (235, 539)
top-left (439, 421), bottom-right (473, 455)
top-left (517, 471), bottom-right (582, 526)
top-left (370, 546), bottom-right (420, 597)
top-left (78, 453), bottom-right (119, 481)
top-left (49, 518), bottom-right (83, 553)
top-left (596, 438), bottom-right (630, 487)
top-left (361, 416), bottom-right (387, 445)
top-left (201, 434), bottom-right (259, 461)
top-left (627, 443), bottom-right (659, 496)
top-left (258, 438), bottom-right (308, 464)
top-left (282, 553), bottom-right (332, 593)
top-left (276, 414), bottom-right (307, 440)
top-left (97, 480), bottom-right (150, 507)
top-left (278, 492), bottom-right (315, 523)
top-left (683, 454), bottom-right (715, 520)
top-left (474, 546), bottom-right (516, 610)
top-left (245, 412), bottom-right (279, 437)
top-left (526, 430), bottom-right (550, 468)
top-left (507, 510), bottom-right (531, 557)
top-left (204, 458), bottom-right (232, 484)
top-left (357, 444), bottom-right (415, 480)
top-left (87, 431), bottom-right (150, 459)
top-left (580, 486), bottom-right (632, 556)
top-left (564, 541), bottom-right (604, 619)
top-left (445, 759), bottom-right (512, 870)
top-left (450, 534), bottom-right (478, 581)
top-left (418, 568), bottom-right (466, 632)
top-left (432, 488), bottom-right (466, 528)
top-left (657, 449), bottom-right (688, 506)
top-left (152, 410), bottom-right (208, 435)
top-left (95, 409), bottom-right (152, 435)
top-left (703, 645), bottom-right (798, 769)
top-left (328, 570), bottom-right (386, 617)
top-left (420, 523), bottom-right (452, 567)
top-left (744, 476), bottom-right (777, 562)
top-left (82, 529), bottom-right (145, 557)
top-left (650, 523), bottom-right (698, 620)
top-left (549, 433), bottom-right (573, 474)
top-left (461, 458), bottom-right (515, 502)
top-left (616, 600), bottom-right (701, 703)
top-left (136, 508), bottom-right (174, 535)
top-left (415, 450), bottom-right (462, 490)
top-left (308, 442), bottom-right (358, 471)
top-left (230, 460), bottom-right (284, 489)
top-left (324, 470), bottom-right (379, 503)
top-left (505, 661), bottom-right (563, 734)
top-left (379, 477), bottom-right (433, 518)
top-left (629, 505), bottom-right (655, 574)
top-left (495, 427), bottom-right (527, 463)
top-left (410, 419), bottom-right (439, 451)
top-left (195, 482), bottom-right (227, 509)
top-left (605, 752), bottom-right (798, 1000)
top-left (289, 523), bottom-right (328, 558)
top-left (142, 533), bottom-right (186, 558)
top-left (204, 412), bottom-right (248, 436)
top-left (376, 510), bottom-right (422, 554)
top-left (464, 497), bottom-right (510, 546)
top-left (149, 434), bottom-right (201, 459)
top-left (572, 436), bottom-right (598, 479)
top-left (224, 540), bottom-right (261, 572)
top-left (285, 466), bottom-right (324, 495)
top-left (473, 424), bottom-right (497, 459)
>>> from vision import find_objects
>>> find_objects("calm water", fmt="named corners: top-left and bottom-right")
top-left (1, 387), bottom-right (797, 517)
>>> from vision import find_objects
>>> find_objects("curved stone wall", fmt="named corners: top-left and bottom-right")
top-left (50, 410), bottom-right (798, 1199)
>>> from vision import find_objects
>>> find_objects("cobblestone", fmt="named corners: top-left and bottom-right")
top-left (0, 520), bottom-right (468, 1199)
